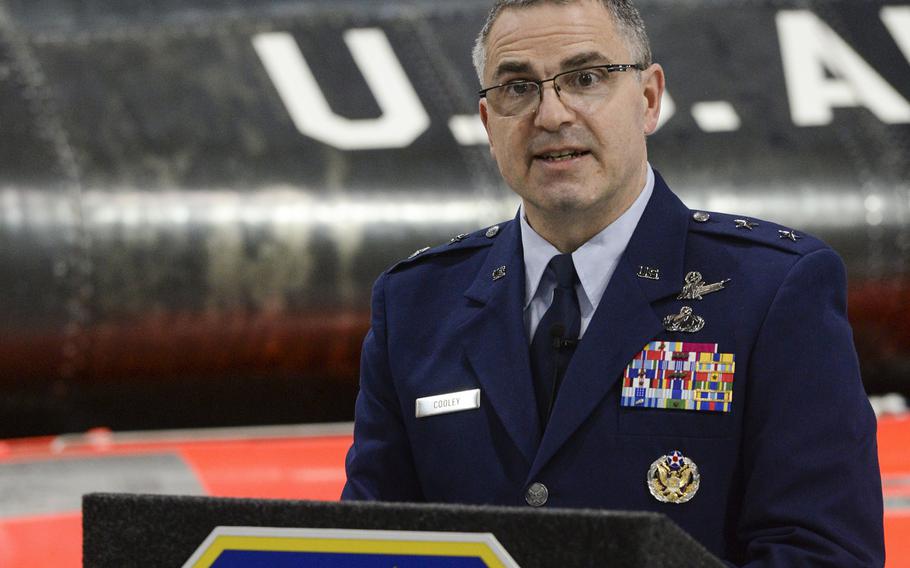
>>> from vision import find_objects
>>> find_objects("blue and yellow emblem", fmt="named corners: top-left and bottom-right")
top-left (182, 527), bottom-right (520, 568)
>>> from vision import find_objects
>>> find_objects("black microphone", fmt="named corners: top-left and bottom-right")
top-left (544, 324), bottom-right (578, 423)
top-left (550, 324), bottom-right (578, 349)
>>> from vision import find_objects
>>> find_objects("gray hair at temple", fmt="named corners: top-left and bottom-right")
top-left (471, 0), bottom-right (652, 84)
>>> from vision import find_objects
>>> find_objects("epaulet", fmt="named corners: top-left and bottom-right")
top-left (686, 209), bottom-right (826, 255)
top-left (386, 223), bottom-right (505, 274)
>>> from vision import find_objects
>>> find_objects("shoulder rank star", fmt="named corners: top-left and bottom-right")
top-left (663, 306), bottom-right (705, 333)
top-left (408, 246), bottom-right (430, 259)
top-left (734, 218), bottom-right (758, 230)
top-left (778, 229), bottom-right (800, 242)
top-left (648, 450), bottom-right (700, 504)
top-left (677, 271), bottom-right (730, 300)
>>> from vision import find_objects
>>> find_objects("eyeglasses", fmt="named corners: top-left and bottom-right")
top-left (478, 63), bottom-right (645, 117)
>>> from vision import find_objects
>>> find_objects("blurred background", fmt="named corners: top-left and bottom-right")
top-left (1, 0), bottom-right (908, 439)
top-left (0, 0), bottom-right (908, 564)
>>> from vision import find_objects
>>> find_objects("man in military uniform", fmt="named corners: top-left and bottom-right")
top-left (342, 0), bottom-right (884, 564)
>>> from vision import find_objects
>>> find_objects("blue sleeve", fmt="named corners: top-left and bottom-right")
top-left (737, 248), bottom-right (884, 566)
top-left (341, 272), bottom-right (424, 501)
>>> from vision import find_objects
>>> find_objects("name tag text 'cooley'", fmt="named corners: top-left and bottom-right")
top-left (415, 389), bottom-right (481, 418)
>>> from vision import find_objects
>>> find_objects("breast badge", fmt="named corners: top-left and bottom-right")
top-left (663, 305), bottom-right (705, 333)
top-left (677, 271), bottom-right (730, 301)
top-left (648, 450), bottom-right (700, 504)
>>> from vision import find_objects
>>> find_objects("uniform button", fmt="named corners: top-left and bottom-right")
top-left (525, 482), bottom-right (548, 507)
top-left (692, 211), bottom-right (710, 223)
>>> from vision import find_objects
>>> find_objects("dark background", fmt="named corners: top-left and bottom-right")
top-left (1, 0), bottom-right (907, 437)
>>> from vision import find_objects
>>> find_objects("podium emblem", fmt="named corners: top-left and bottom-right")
top-left (647, 451), bottom-right (700, 504)
top-left (182, 526), bottom-right (520, 567)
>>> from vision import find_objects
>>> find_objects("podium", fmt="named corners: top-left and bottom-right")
top-left (82, 493), bottom-right (724, 567)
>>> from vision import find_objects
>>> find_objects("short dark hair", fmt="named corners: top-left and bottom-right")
top-left (472, 0), bottom-right (652, 83)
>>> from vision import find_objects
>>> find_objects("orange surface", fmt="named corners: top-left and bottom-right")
top-left (2, 417), bottom-right (909, 567)
top-left (877, 416), bottom-right (910, 476)
top-left (885, 515), bottom-right (910, 568)
top-left (0, 431), bottom-right (351, 568)
top-left (0, 513), bottom-right (82, 568)
top-left (878, 416), bottom-right (910, 567)
top-left (179, 436), bottom-right (350, 499)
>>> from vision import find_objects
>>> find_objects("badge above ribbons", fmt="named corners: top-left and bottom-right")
top-left (621, 341), bottom-right (735, 413)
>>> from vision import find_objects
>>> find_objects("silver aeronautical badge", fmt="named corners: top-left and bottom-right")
top-left (648, 450), bottom-right (700, 504)
top-left (663, 306), bottom-right (705, 333)
top-left (492, 265), bottom-right (507, 281)
top-left (677, 271), bottom-right (731, 300)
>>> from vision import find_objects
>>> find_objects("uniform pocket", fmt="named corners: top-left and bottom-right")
top-left (617, 405), bottom-right (735, 438)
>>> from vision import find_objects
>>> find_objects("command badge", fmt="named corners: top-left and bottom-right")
top-left (648, 450), bottom-right (700, 504)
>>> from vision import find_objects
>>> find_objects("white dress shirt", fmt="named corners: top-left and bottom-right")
top-left (520, 164), bottom-right (655, 341)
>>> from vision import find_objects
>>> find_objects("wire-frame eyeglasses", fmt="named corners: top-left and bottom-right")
top-left (478, 63), bottom-right (645, 117)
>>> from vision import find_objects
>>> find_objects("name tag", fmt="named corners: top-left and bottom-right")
top-left (415, 389), bottom-right (481, 418)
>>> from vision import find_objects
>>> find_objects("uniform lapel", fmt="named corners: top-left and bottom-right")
top-left (459, 219), bottom-right (541, 465)
top-left (529, 172), bottom-right (691, 477)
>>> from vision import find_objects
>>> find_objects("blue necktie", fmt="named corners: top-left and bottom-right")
top-left (530, 253), bottom-right (581, 428)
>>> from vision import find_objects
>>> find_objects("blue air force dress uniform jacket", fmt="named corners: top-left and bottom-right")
top-left (342, 171), bottom-right (884, 566)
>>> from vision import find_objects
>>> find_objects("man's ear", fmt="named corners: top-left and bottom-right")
top-left (641, 63), bottom-right (665, 135)
top-left (479, 98), bottom-right (497, 160)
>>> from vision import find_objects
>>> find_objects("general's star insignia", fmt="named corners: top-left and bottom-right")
top-left (408, 246), bottom-right (430, 259)
top-left (778, 229), bottom-right (800, 242)
top-left (734, 219), bottom-right (758, 230)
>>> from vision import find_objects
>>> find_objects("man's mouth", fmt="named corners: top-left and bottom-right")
top-left (535, 149), bottom-right (591, 162)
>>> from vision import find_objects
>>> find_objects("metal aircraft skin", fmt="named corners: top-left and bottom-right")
top-left (0, 0), bottom-right (908, 437)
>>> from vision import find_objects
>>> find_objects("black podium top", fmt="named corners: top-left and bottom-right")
top-left (83, 493), bottom-right (723, 567)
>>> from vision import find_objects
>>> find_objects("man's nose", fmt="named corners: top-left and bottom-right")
top-left (534, 82), bottom-right (575, 131)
